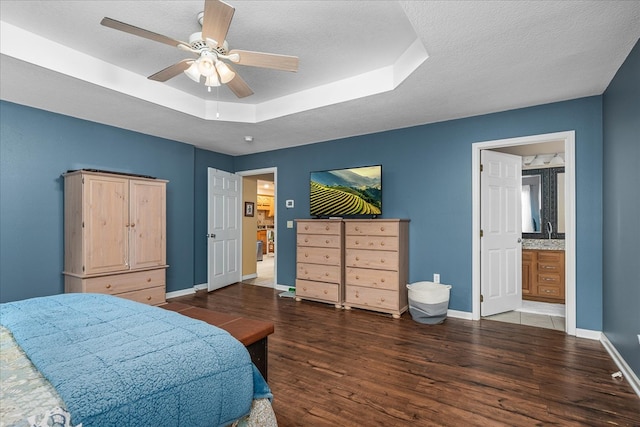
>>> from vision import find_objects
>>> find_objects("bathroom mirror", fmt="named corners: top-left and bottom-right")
top-left (522, 167), bottom-right (564, 239)
top-left (522, 174), bottom-right (542, 232)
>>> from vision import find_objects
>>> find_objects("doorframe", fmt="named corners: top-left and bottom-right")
top-left (237, 167), bottom-right (278, 288)
top-left (471, 131), bottom-right (576, 335)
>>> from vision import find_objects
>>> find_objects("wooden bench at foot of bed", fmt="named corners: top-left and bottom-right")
top-left (162, 302), bottom-right (274, 381)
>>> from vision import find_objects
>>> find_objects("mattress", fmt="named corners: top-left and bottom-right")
top-left (0, 294), bottom-right (277, 427)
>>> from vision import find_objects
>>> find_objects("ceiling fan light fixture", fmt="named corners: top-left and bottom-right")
top-left (197, 53), bottom-right (217, 77)
top-left (184, 62), bottom-right (201, 82)
top-left (215, 60), bottom-right (235, 84)
top-left (205, 73), bottom-right (221, 87)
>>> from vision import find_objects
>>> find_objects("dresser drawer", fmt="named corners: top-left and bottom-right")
top-left (297, 263), bottom-right (341, 284)
top-left (81, 269), bottom-right (166, 294)
top-left (345, 249), bottom-right (398, 271)
top-left (118, 285), bottom-right (166, 306)
top-left (297, 247), bottom-right (342, 266)
top-left (297, 233), bottom-right (342, 248)
top-left (295, 279), bottom-right (339, 302)
top-left (345, 285), bottom-right (399, 311)
top-left (297, 221), bottom-right (342, 235)
top-left (345, 221), bottom-right (399, 236)
top-left (345, 267), bottom-right (398, 291)
top-left (345, 235), bottom-right (399, 251)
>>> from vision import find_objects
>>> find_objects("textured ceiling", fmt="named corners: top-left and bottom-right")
top-left (1, 1), bottom-right (639, 155)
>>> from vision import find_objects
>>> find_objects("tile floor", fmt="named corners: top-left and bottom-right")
top-left (242, 254), bottom-right (275, 287)
top-left (483, 301), bottom-right (565, 331)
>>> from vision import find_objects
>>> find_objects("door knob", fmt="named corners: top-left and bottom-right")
top-left (517, 238), bottom-right (522, 243)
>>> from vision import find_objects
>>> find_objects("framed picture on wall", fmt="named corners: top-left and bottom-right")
top-left (244, 201), bottom-right (254, 217)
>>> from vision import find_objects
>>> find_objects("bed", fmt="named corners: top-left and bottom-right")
top-left (0, 293), bottom-right (277, 427)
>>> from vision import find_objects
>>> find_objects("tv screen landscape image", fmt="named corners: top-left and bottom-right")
top-left (310, 165), bottom-right (382, 217)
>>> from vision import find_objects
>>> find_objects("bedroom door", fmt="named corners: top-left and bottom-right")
top-left (208, 168), bottom-right (241, 291)
top-left (480, 150), bottom-right (522, 316)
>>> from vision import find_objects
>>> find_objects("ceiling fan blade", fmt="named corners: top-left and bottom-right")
top-left (225, 66), bottom-right (254, 98)
top-left (148, 59), bottom-right (193, 82)
top-left (201, 0), bottom-right (235, 48)
top-left (101, 17), bottom-right (191, 49)
top-left (228, 50), bottom-right (299, 72)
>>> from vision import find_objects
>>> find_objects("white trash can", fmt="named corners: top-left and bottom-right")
top-left (406, 281), bottom-right (452, 324)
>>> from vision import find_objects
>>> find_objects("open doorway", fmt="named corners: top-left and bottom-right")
top-left (472, 131), bottom-right (576, 335)
top-left (237, 168), bottom-right (277, 288)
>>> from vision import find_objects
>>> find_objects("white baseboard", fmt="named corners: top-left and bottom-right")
top-left (447, 309), bottom-right (473, 320)
top-left (165, 283), bottom-right (208, 299)
top-left (601, 333), bottom-right (640, 398)
top-left (242, 273), bottom-right (257, 280)
top-left (275, 284), bottom-right (292, 292)
top-left (576, 328), bottom-right (602, 340)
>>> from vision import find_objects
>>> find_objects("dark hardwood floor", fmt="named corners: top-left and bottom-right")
top-left (169, 284), bottom-right (640, 427)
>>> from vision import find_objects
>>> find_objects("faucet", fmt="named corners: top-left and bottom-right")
top-left (546, 221), bottom-right (553, 239)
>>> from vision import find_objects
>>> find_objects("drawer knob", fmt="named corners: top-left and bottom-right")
top-left (303, 287), bottom-right (307, 291)
top-left (381, 278), bottom-right (385, 282)
top-left (355, 275), bottom-right (359, 280)
top-left (325, 272), bottom-right (329, 276)
top-left (305, 238), bottom-right (309, 243)
top-left (355, 240), bottom-right (360, 245)
top-left (325, 225), bottom-right (330, 230)
top-left (380, 259), bottom-right (385, 263)
top-left (304, 225), bottom-right (309, 230)
top-left (380, 298), bottom-right (385, 302)
top-left (147, 278), bottom-right (151, 282)
top-left (105, 284), bottom-right (112, 289)
top-left (380, 242), bottom-right (385, 246)
top-left (355, 226), bottom-right (359, 231)
top-left (323, 290), bottom-right (328, 294)
top-left (355, 291), bottom-right (359, 298)
top-left (325, 255), bottom-right (330, 259)
top-left (305, 253), bottom-right (309, 257)
top-left (355, 256), bottom-right (360, 261)
top-left (146, 296), bottom-right (152, 301)
top-left (326, 239), bottom-right (330, 244)
top-left (380, 227), bottom-right (385, 231)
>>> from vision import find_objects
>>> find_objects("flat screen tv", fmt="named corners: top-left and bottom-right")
top-left (310, 165), bottom-right (382, 217)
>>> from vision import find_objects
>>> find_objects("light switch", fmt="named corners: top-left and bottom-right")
top-left (286, 199), bottom-right (294, 208)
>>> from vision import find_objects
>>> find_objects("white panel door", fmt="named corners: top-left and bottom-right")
top-left (208, 168), bottom-right (241, 291)
top-left (481, 150), bottom-right (522, 316)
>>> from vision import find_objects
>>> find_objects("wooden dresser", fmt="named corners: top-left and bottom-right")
top-left (522, 249), bottom-right (565, 303)
top-left (295, 219), bottom-right (344, 307)
top-left (63, 170), bottom-right (168, 305)
top-left (343, 219), bottom-right (410, 318)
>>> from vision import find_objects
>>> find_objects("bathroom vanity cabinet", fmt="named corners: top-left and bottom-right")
top-left (522, 249), bottom-right (565, 303)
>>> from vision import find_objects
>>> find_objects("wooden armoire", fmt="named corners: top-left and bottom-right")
top-left (63, 170), bottom-right (168, 305)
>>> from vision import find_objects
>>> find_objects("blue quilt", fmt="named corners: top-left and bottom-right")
top-left (0, 293), bottom-right (271, 427)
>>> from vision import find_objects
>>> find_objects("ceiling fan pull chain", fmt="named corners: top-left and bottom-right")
top-left (216, 86), bottom-right (220, 119)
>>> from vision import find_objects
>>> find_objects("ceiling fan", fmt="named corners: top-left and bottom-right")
top-left (101, 0), bottom-right (298, 98)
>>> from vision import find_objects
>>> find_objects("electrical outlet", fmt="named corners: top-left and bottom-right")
top-left (434, 273), bottom-right (440, 284)
top-left (637, 334), bottom-right (640, 345)
top-left (287, 220), bottom-right (294, 229)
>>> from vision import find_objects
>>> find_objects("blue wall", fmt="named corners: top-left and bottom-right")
top-left (0, 101), bottom-right (229, 300)
top-left (234, 97), bottom-right (604, 330)
top-left (1, 96), bottom-right (605, 331)
top-left (602, 40), bottom-right (640, 375)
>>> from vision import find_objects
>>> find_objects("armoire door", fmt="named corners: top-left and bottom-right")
top-left (83, 174), bottom-right (129, 275)
top-left (129, 179), bottom-right (166, 270)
